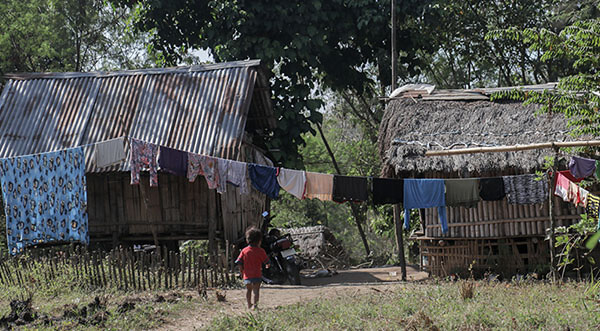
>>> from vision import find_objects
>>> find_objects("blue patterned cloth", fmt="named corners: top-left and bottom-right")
top-left (0, 148), bottom-right (89, 254)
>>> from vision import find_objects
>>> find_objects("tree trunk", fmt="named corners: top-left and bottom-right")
top-left (316, 122), bottom-right (371, 257)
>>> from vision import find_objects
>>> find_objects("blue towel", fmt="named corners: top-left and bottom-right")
top-left (248, 164), bottom-right (280, 199)
top-left (403, 179), bottom-right (448, 234)
top-left (0, 148), bottom-right (89, 254)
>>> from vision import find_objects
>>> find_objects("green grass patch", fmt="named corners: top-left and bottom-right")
top-left (209, 281), bottom-right (600, 330)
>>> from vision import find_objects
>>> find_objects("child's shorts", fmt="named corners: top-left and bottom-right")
top-left (244, 278), bottom-right (262, 284)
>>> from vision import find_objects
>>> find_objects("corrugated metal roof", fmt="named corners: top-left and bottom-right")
top-left (0, 60), bottom-right (274, 172)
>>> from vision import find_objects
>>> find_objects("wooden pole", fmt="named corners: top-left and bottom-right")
top-left (208, 189), bottom-right (217, 265)
top-left (393, 204), bottom-right (407, 281)
top-left (391, 0), bottom-right (397, 92)
top-left (425, 140), bottom-right (600, 156)
top-left (549, 147), bottom-right (558, 282)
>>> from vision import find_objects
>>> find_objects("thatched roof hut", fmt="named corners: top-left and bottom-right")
top-left (379, 98), bottom-right (569, 178)
top-left (378, 85), bottom-right (590, 277)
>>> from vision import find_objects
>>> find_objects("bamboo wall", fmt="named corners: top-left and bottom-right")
top-left (86, 172), bottom-right (266, 245)
top-left (419, 237), bottom-right (550, 277)
top-left (423, 196), bottom-right (584, 238)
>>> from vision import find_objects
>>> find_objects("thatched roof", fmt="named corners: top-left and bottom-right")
top-left (378, 97), bottom-right (574, 178)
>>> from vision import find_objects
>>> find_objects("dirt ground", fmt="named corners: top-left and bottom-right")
top-left (160, 265), bottom-right (428, 330)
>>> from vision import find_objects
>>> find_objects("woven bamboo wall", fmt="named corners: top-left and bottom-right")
top-left (423, 196), bottom-right (585, 238)
top-left (86, 172), bottom-right (266, 245)
top-left (419, 237), bottom-right (549, 277)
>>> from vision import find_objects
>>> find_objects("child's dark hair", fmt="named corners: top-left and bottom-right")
top-left (245, 227), bottom-right (262, 246)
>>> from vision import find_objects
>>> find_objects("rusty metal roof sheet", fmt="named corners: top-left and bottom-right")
top-left (0, 60), bottom-right (274, 172)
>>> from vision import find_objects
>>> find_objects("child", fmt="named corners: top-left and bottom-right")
top-left (235, 227), bottom-right (270, 309)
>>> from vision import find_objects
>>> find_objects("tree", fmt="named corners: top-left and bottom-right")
top-left (417, 0), bottom-right (600, 89)
top-left (0, 0), bottom-right (151, 75)
top-left (487, 18), bottom-right (600, 136)
top-left (487, 13), bottom-right (600, 277)
top-left (114, 0), bottom-right (433, 168)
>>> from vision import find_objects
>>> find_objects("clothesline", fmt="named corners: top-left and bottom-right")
top-left (1, 135), bottom-right (599, 254)
top-left (0, 136), bottom-right (128, 160)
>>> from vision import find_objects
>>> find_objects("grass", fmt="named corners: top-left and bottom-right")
top-left (0, 286), bottom-right (218, 330)
top-left (209, 280), bottom-right (600, 330)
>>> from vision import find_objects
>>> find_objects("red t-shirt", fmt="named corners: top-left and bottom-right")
top-left (235, 245), bottom-right (268, 279)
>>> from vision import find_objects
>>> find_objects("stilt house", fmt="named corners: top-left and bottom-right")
top-left (378, 84), bottom-right (590, 276)
top-left (0, 60), bottom-right (276, 251)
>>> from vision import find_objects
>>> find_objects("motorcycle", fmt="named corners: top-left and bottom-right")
top-left (236, 211), bottom-right (302, 285)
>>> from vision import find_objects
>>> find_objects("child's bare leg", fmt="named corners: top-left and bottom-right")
top-left (245, 284), bottom-right (253, 308)
top-left (252, 283), bottom-right (261, 307)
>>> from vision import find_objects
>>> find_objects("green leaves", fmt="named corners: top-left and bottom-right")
top-left (585, 231), bottom-right (600, 250)
top-left (113, 0), bottom-right (430, 166)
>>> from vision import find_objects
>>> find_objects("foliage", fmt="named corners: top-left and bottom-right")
top-left (419, 0), bottom-right (555, 88)
top-left (554, 213), bottom-right (599, 279)
top-left (488, 17), bottom-right (600, 136)
top-left (271, 120), bottom-right (397, 262)
top-left (210, 281), bottom-right (600, 330)
top-left (114, 0), bottom-right (434, 167)
top-left (486, 12), bottom-right (600, 276)
top-left (0, 0), bottom-right (152, 75)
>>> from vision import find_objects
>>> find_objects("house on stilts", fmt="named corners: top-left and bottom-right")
top-left (378, 84), bottom-right (595, 277)
top-left (0, 60), bottom-right (276, 252)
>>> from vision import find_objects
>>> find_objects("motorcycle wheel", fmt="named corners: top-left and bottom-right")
top-left (285, 261), bottom-right (301, 285)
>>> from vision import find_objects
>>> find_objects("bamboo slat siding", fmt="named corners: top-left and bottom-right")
top-left (86, 172), bottom-right (266, 244)
top-left (419, 237), bottom-right (550, 277)
top-left (422, 195), bottom-right (585, 238)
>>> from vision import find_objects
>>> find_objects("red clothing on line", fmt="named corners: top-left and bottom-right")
top-left (235, 245), bottom-right (268, 279)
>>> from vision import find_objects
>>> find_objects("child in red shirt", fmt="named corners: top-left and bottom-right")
top-left (235, 227), bottom-right (270, 309)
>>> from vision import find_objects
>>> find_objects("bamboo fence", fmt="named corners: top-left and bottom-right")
top-left (0, 245), bottom-right (235, 291)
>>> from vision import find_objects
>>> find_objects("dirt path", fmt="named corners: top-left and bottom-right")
top-left (160, 266), bottom-right (428, 330)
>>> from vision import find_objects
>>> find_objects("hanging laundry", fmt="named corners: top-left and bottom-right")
top-left (226, 160), bottom-right (249, 194)
top-left (558, 170), bottom-right (583, 183)
top-left (188, 153), bottom-right (220, 189)
top-left (479, 177), bottom-right (506, 201)
top-left (248, 164), bottom-right (280, 199)
top-left (158, 146), bottom-right (188, 177)
top-left (130, 138), bottom-right (159, 187)
top-left (586, 194), bottom-right (600, 219)
top-left (569, 156), bottom-right (596, 178)
top-left (554, 171), bottom-right (570, 202)
top-left (372, 178), bottom-right (403, 205)
top-left (555, 171), bottom-right (588, 207)
top-left (502, 174), bottom-right (547, 205)
top-left (94, 137), bottom-right (126, 168)
top-left (403, 179), bottom-right (447, 233)
top-left (216, 158), bottom-right (231, 194)
top-left (277, 168), bottom-right (306, 199)
top-left (0, 148), bottom-right (89, 254)
top-left (445, 178), bottom-right (480, 208)
top-left (304, 172), bottom-right (333, 201)
top-left (332, 175), bottom-right (368, 203)
top-left (568, 181), bottom-right (588, 207)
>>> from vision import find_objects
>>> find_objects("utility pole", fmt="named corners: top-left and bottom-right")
top-left (391, 0), bottom-right (406, 281)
